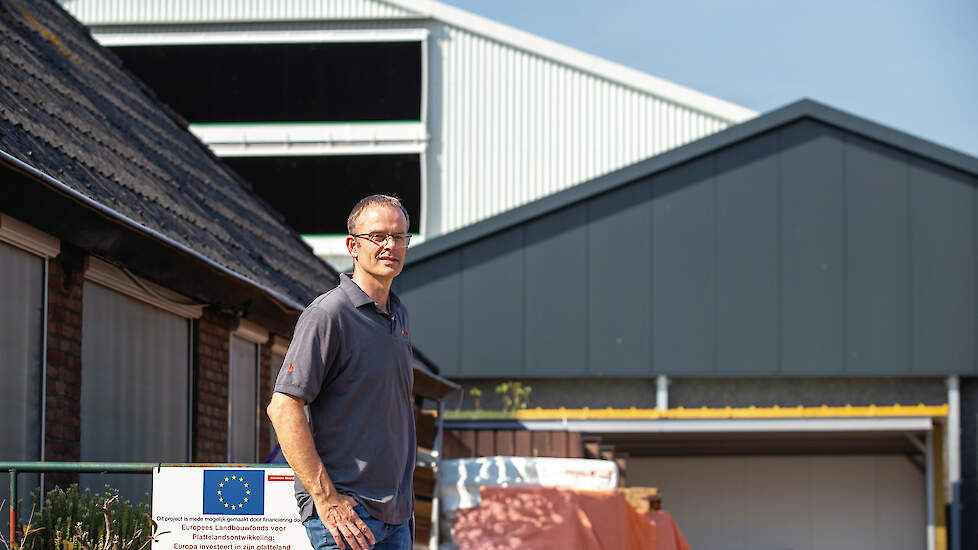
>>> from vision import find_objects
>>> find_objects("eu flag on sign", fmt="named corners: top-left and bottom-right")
top-left (203, 470), bottom-right (265, 515)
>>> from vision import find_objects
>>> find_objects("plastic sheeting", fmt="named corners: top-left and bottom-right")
top-left (439, 456), bottom-right (620, 513)
top-left (643, 510), bottom-right (692, 550)
top-left (451, 487), bottom-right (691, 550)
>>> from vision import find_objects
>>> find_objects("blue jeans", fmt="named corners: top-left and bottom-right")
top-left (303, 505), bottom-right (413, 550)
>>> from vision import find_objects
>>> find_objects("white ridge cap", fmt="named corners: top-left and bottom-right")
top-left (385, 0), bottom-right (757, 122)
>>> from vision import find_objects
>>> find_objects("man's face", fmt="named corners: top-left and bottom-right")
top-left (346, 203), bottom-right (410, 281)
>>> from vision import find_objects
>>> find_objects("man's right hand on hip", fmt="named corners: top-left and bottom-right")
top-left (314, 494), bottom-right (377, 550)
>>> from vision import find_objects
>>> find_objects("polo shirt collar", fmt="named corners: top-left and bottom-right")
top-left (338, 273), bottom-right (402, 311)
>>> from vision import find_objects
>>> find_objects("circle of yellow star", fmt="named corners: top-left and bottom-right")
top-left (214, 473), bottom-right (253, 512)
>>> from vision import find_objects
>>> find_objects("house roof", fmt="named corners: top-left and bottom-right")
top-left (405, 98), bottom-right (978, 265)
top-left (0, 0), bottom-right (338, 332)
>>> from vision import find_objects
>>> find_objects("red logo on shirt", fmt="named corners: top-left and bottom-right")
top-left (287, 363), bottom-right (295, 372)
top-left (402, 330), bottom-right (409, 336)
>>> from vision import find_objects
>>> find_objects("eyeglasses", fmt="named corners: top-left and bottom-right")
top-left (351, 232), bottom-right (412, 248)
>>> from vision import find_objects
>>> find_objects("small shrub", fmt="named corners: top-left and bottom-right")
top-left (468, 387), bottom-right (482, 410)
top-left (495, 381), bottom-right (532, 413)
top-left (29, 485), bottom-right (152, 550)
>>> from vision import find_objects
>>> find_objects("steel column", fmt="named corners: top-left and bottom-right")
top-left (429, 400), bottom-right (444, 550)
top-left (947, 375), bottom-right (960, 550)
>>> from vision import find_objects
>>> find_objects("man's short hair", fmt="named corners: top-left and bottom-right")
top-left (347, 194), bottom-right (410, 234)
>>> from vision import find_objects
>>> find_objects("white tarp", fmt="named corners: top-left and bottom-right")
top-left (438, 456), bottom-right (619, 516)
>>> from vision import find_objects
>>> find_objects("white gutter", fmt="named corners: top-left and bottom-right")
top-left (191, 121), bottom-right (428, 157)
top-left (94, 28), bottom-right (429, 46)
top-left (0, 149), bottom-right (307, 312)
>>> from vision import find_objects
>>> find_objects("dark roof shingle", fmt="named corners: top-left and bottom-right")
top-left (0, 0), bottom-right (337, 310)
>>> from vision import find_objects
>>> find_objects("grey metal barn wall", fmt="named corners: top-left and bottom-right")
top-left (396, 117), bottom-right (978, 379)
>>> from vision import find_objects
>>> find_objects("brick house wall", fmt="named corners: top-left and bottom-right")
top-left (194, 310), bottom-right (234, 462)
top-left (44, 252), bottom-right (84, 489)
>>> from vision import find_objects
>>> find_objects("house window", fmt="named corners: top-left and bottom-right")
top-left (80, 259), bottom-right (198, 500)
top-left (229, 321), bottom-right (269, 463)
top-left (228, 335), bottom-right (259, 463)
top-left (0, 241), bottom-right (44, 514)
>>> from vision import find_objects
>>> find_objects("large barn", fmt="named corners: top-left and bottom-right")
top-left (57, 0), bottom-right (756, 266)
top-left (394, 99), bottom-right (978, 550)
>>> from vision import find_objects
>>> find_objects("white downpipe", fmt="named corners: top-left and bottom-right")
top-left (907, 432), bottom-right (936, 550)
top-left (925, 430), bottom-right (935, 550)
top-left (909, 432), bottom-right (936, 550)
top-left (946, 375), bottom-right (960, 550)
top-left (655, 375), bottom-right (669, 412)
top-left (39, 257), bottom-right (49, 506)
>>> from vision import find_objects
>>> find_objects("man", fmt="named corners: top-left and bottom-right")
top-left (267, 195), bottom-right (415, 550)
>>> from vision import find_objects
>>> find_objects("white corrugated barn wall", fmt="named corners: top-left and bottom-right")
top-left (428, 23), bottom-right (732, 234)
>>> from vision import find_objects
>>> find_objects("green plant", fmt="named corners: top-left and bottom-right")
top-left (495, 381), bottom-right (532, 413)
top-left (469, 387), bottom-right (483, 409)
top-left (28, 485), bottom-right (161, 550)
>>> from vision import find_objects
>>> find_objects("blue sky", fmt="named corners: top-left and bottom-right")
top-left (443, 0), bottom-right (978, 158)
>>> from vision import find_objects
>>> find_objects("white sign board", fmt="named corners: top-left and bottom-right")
top-left (152, 467), bottom-right (313, 550)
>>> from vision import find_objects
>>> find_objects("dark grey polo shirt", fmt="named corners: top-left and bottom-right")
top-left (273, 274), bottom-right (415, 525)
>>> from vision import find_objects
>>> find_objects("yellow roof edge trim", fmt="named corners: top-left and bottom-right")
top-left (514, 404), bottom-right (948, 420)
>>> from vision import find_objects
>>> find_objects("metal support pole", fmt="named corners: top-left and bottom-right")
top-left (909, 432), bottom-right (937, 550)
top-left (925, 430), bottom-right (935, 550)
top-left (8, 468), bottom-right (16, 545)
top-left (655, 375), bottom-right (669, 412)
top-left (947, 375), bottom-right (960, 550)
top-left (429, 401), bottom-right (444, 550)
